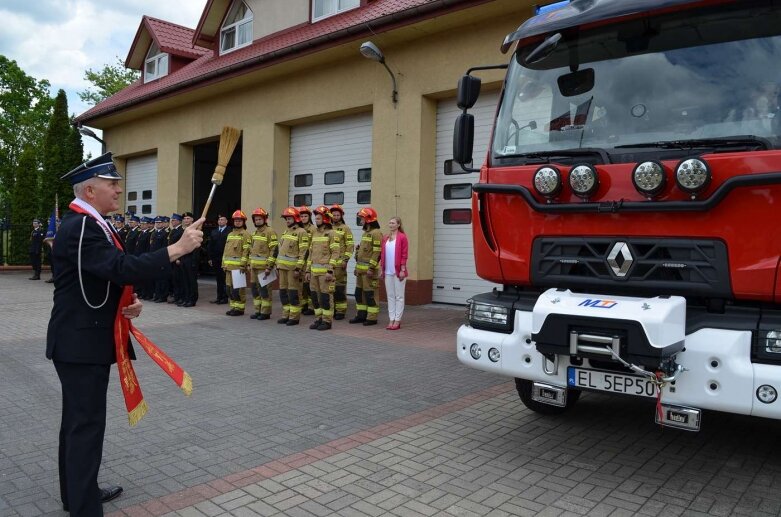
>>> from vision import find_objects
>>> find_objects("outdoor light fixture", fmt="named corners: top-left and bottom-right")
top-left (360, 41), bottom-right (398, 105)
top-left (77, 125), bottom-right (106, 152)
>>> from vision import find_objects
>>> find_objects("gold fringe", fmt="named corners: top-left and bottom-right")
top-left (128, 399), bottom-right (148, 427)
top-left (181, 372), bottom-right (193, 397)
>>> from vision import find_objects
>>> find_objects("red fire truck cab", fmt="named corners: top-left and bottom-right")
top-left (454, 0), bottom-right (781, 430)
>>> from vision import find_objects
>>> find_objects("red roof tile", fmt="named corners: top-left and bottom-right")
top-left (145, 17), bottom-right (210, 60)
top-left (78, 0), bottom-right (488, 124)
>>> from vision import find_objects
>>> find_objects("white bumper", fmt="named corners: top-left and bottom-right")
top-left (457, 306), bottom-right (781, 420)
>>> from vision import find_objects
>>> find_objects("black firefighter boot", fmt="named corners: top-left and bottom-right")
top-left (309, 318), bottom-right (322, 330)
top-left (349, 311), bottom-right (367, 324)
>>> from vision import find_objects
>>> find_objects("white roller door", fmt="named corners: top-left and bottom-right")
top-left (124, 154), bottom-right (158, 217)
top-left (434, 93), bottom-right (501, 304)
top-left (289, 113), bottom-right (373, 294)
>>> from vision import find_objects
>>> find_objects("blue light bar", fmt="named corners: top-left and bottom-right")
top-left (535, 0), bottom-right (571, 16)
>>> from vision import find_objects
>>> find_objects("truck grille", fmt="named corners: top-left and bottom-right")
top-left (530, 238), bottom-right (731, 298)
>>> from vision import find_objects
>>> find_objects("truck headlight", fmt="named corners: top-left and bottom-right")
top-left (467, 299), bottom-right (512, 332)
top-left (632, 161), bottom-right (666, 197)
top-left (765, 331), bottom-right (781, 354)
top-left (568, 164), bottom-right (599, 199)
top-left (675, 158), bottom-right (710, 195)
top-left (533, 166), bottom-right (562, 197)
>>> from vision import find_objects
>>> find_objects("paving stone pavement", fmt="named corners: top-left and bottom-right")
top-left (1, 271), bottom-right (781, 517)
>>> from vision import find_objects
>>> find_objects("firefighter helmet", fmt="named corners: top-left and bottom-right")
top-left (356, 207), bottom-right (378, 224)
top-left (313, 205), bottom-right (332, 225)
top-left (297, 205), bottom-right (312, 215)
top-left (281, 206), bottom-right (301, 223)
top-left (329, 204), bottom-right (345, 215)
top-left (252, 208), bottom-right (269, 219)
top-left (231, 209), bottom-right (247, 220)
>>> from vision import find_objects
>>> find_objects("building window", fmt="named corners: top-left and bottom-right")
top-left (127, 191), bottom-right (138, 201)
top-left (444, 184), bottom-right (472, 200)
top-left (357, 168), bottom-right (371, 182)
top-left (324, 192), bottom-right (344, 205)
top-left (294, 194), bottom-right (312, 207)
top-left (221, 1), bottom-right (253, 55)
top-left (127, 205), bottom-right (137, 214)
top-left (142, 190), bottom-right (153, 200)
top-left (142, 205), bottom-right (152, 214)
top-left (357, 190), bottom-right (371, 204)
top-left (324, 170), bottom-right (344, 185)
top-left (294, 174), bottom-right (313, 187)
top-left (143, 42), bottom-right (169, 83)
top-left (444, 159), bottom-right (470, 175)
top-left (312, 0), bottom-right (360, 22)
top-left (443, 208), bottom-right (471, 224)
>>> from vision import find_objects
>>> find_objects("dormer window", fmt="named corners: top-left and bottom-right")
top-left (220, 1), bottom-right (253, 54)
top-left (312, 0), bottom-right (360, 22)
top-left (144, 42), bottom-right (168, 83)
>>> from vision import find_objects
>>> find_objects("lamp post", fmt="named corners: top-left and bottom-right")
top-left (77, 126), bottom-right (106, 153)
top-left (360, 41), bottom-right (398, 105)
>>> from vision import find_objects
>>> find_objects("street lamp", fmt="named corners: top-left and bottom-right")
top-left (360, 41), bottom-right (398, 105)
top-left (77, 126), bottom-right (106, 153)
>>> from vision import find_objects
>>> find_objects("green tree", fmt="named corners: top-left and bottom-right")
top-left (40, 90), bottom-right (82, 218)
top-left (9, 145), bottom-right (39, 264)
top-left (78, 57), bottom-right (140, 106)
top-left (0, 55), bottom-right (52, 208)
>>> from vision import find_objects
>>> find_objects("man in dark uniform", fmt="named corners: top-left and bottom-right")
top-left (47, 152), bottom-right (204, 516)
top-left (112, 214), bottom-right (127, 243)
top-left (124, 216), bottom-right (141, 255)
top-left (179, 212), bottom-right (200, 307)
top-left (168, 214), bottom-right (185, 304)
top-left (207, 214), bottom-right (229, 304)
top-left (134, 217), bottom-right (153, 299)
top-left (30, 218), bottom-right (45, 280)
top-left (150, 216), bottom-right (169, 302)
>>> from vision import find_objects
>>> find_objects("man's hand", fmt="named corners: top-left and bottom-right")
top-left (325, 271), bottom-right (334, 282)
top-left (122, 293), bottom-right (143, 320)
top-left (263, 268), bottom-right (271, 279)
top-left (305, 272), bottom-right (311, 282)
top-left (169, 217), bottom-right (204, 261)
top-left (293, 269), bottom-right (301, 279)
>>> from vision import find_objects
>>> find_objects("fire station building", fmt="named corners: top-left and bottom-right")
top-left (76, 0), bottom-right (535, 305)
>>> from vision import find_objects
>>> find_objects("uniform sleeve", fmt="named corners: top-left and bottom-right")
top-left (329, 232), bottom-right (342, 268)
top-left (73, 217), bottom-right (171, 284)
top-left (267, 230), bottom-right (278, 268)
top-left (240, 232), bottom-right (251, 267)
top-left (343, 226), bottom-right (354, 262)
top-left (297, 230), bottom-right (309, 269)
top-left (369, 230), bottom-right (382, 269)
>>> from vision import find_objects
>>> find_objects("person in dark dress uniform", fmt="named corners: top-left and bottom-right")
top-left (124, 216), bottom-right (141, 255)
top-left (168, 214), bottom-right (184, 304)
top-left (179, 212), bottom-right (200, 307)
top-left (150, 216), bottom-right (169, 302)
top-left (134, 217), bottom-right (153, 299)
top-left (47, 152), bottom-right (204, 516)
top-left (207, 214), bottom-right (229, 304)
top-left (113, 214), bottom-right (128, 244)
top-left (30, 219), bottom-right (45, 280)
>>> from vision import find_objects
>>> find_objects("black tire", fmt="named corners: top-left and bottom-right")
top-left (515, 378), bottom-right (580, 415)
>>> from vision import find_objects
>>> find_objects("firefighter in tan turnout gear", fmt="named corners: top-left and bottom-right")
top-left (297, 205), bottom-right (317, 316)
top-left (305, 206), bottom-right (344, 331)
top-left (350, 207), bottom-right (382, 326)
top-left (277, 207), bottom-right (310, 325)
top-left (329, 204), bottom-right (353, 320)
top-left (247, 208), bottom-right (278, 320)
top-left (223, 210), bottom-right (251, 316)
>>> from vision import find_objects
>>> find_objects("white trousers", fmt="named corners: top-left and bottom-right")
top-left (384, 275), bottom-right (407, 321)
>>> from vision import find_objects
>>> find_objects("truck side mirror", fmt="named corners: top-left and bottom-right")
top-left (453, 113), bottom-right (475, 166)
top-left (457, 75), bottom-right (482, 109)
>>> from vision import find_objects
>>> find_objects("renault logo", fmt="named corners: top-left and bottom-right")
top-left (607, 242), bottom-right (633, 277)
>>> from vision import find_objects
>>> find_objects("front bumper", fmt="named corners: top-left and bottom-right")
top-left (457, 309), bottom-right (781, 420)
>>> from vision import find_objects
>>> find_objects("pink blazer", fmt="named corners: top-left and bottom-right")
top-left (380, 232), bottom-right (409, 277)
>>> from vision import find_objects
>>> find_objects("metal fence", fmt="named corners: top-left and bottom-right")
top-left (0, 224), bottom-right (51, 266)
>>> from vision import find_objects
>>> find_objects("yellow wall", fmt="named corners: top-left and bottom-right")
top-left (100, 1), bottom-right (532, 284)
top-left (250, 0), bottom-right (309, 41)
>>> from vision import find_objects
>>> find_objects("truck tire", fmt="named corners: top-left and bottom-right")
top-left (515, 378), bottom-right (580, 415)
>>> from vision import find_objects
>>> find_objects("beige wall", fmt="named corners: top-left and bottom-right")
top-left (101, 1), bottom-right (532, 285)
top-left (249, 0), bottom-right (309, 41)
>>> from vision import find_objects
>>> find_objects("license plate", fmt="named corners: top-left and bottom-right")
top-left (567, 367), bottom-right (657, 398)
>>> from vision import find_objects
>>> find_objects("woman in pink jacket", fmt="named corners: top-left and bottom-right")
top-left (380, 216), bottom-right (408, 330)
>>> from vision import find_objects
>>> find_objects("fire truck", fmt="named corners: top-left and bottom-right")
top-left (454, 0), bottom-right (781, 431)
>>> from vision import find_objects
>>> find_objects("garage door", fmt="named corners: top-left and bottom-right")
top-left (124, 154), bottom-right (158, 217)
top-left (434, 93), bottom-right (501, 304)
top-left (289, 113), bottom-right (373, 294)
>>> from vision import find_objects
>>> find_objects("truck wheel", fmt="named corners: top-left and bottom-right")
top-left (515, 378), bottom-right (580, 415)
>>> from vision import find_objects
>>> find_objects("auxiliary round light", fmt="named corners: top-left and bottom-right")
top-left (675, 158), bottom-right (711, 194)
top-left (533, 166), bottom-right (562, 197)
top-left (632, 161), bottom-right (666, 197)
top-left (488, 348), bottom-right (501, 362)
top-left (470, 343), bottom-right (482, 360)
top-left (568, 164), bottom-right (599, 199)
top-left (757, 384), bottom-right (778, 404)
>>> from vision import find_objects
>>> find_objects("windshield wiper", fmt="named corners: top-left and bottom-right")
top-left (614, 135), bottom-right (771, 151)
top-left (498, 147), bottom-right (611, 165)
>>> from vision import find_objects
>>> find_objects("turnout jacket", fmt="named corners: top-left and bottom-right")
top-left (247, 225), bottom-right (278, 269)
top-left (331, 221), bottom-right (353, 267)
top-left (355, 227), bottom-right (382, 273)
top-left (306, 226), bottom-right (343, 274)
top-left (222, 227), bottom-right (251, 270)
top-left (46, 210), bottom-right (172, 364)
top-left (276, 226), bottom-right (309, 271)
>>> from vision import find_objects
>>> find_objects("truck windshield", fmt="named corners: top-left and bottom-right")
top-left (492, 2), bottom-right (781, 164)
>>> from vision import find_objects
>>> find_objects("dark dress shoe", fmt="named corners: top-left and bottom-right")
top-left (182, 302), bottom-right (195, 307)
top-left (257, 314), bottom-right (271, 320)
top-left (210, 299), bottom-right (220, 304)
top-left (45, 278), bottom-right (54, 283)
top-left (63, 485), bottom-right (123, 511)
top-left (217, 299), bottom-right (229, 305)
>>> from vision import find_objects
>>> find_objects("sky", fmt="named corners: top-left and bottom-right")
top-left (0, 0), bottom-right (205, 159)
